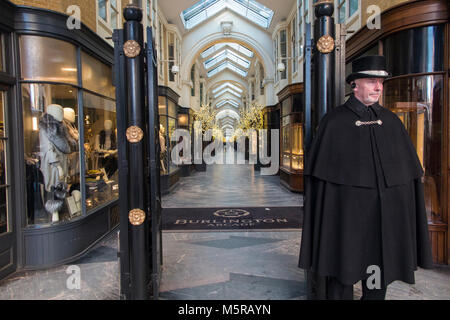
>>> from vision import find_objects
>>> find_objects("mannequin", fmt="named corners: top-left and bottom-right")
top-left (63, 107), bottom-right (80, 177)
top-left (39, 104), bottom-right (71, 222)
top-left (94, 119), bottom-right (118, 178)
top-left (159, 124), bottom-right (167, 174)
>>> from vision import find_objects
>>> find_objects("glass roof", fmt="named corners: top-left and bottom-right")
top-left (181, 0), bottom-right (274, 30)
top-left (204, 49), bottom-right (250, 70)
top-left (201, 42), bottom-right (253, 59)
top-left (207, 61), bottom-right (248, 77)
top-left (214, 88), bottom-right (241, 99)
top-left (216, 99), bottom-right (240, 108)
top-left (212, 82), bottom-right (243, 94)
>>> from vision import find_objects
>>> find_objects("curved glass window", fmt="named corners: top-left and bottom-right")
top-left (384, 74), bottom-right (444, 223)
top-left (384, 25), bottom-right (444, 77)
top-left (22, 83), bottom-right (80, 225)
top-left (20, 36), bottom-right (78, 84)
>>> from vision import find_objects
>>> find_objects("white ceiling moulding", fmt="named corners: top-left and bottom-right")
top-left (221, 21), bottom-right (233, 35)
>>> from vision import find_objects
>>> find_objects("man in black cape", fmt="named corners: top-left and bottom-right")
top-left (298, 55), bottom-right (434, 300)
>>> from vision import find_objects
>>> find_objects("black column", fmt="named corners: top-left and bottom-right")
top-left (312, 0), bottom-right (335, 133)
top-left (123, 4), bottom-right (149, 300)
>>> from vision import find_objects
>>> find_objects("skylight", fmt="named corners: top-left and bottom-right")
top-left (207, 61), bottom-right (248, 77)
top-left (214, 88), bottom-right (241, 99)
top-left (213, 83), bottom-right (243, 94)
top-left (216, 99), bottom-right (240, 108)
top-left (181, 0), bottom-right (274, 30)
top-left (201, 42), bottom-right (253, 59)
top-left (204, 49), bottom-right (250, 70)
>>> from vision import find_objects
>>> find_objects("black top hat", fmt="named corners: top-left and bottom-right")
top-left (346, 55), bottom-right (390, 84)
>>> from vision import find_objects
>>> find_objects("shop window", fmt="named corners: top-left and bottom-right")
top-left (280, 93), bottom-right (304, 173)
top-left (20, 36), bottom-right (78, 85)
top-left (21, 83), bottom-right (80, 225)
top-left (81, 51), bottom-right (115, 99)
top-left (83, 91), bottom-right (118, 211)
top-left (0, 92), bottom-right (9, 235)
top-left (158, 96), bottom-right (178, 175)
top-left (384, 74), bottom-right (443, 223)
top-left (384, 25), bottom-right (444, 77)
top-left (20, 35), bottom-right (118, 226)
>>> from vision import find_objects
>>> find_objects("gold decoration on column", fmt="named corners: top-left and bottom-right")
top-left (128, 209), bottom-right (146, 226)
top-left (124, 40), bottom-right (141, 58)
top-left (126, 125), bottom-right (144, 143)
top-left (313, 0), bottom-right (334, 6)
top-left (317, 35), bottom-right (335, 54)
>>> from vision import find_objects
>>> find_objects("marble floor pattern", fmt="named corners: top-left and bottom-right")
top-left (0, 230), bottom-right (449, 300)
top-left (162, 163), bottom-right (303, 208)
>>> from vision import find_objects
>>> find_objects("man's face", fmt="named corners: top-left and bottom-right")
top-left (353, 78), bottom-right (384, 106)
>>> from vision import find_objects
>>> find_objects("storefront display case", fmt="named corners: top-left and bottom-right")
top-left (277, 83), bottom-right (304, 192)
top-left (177, 105), bottom-right (194, 177)
top-left (0, 3), bottom-right (120, 274)
top-left (158, 86), bottom-right (180, 194)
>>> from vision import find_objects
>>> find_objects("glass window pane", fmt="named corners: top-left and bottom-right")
top-left (168, 99), bottom-right (177, 118)
top-left (111, 10), bottom-right (118, 29)
top-left (349, 0), bottom-right (358, 17)
top-left (83, 91), bottom-right (118, 212)
top-left (81, 51), bottom-right (115, 99)
top-left (384, 74), bottom-right (443, 223)
top-left (339, 3), bottom-right (346, 23)
top-left (21, 84), bottom-right (80, 226)
top-left (98, 0), bottom-right (107, 21)
top-left (159, 96), bottom-right (167, 115)
top-left (20, 36), bottom-right (78, 85)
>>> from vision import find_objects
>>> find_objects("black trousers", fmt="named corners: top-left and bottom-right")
top-left (327, 277), bottom-right (387, 300)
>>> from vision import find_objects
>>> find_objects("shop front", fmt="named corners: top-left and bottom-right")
top-left (346, 0), bottom-right (449, 264)
top-left (158, 86), bottom-right (180, 194)
top-left (0, 2), bottom-right (119, 279)
top-left (277, 83), bottom-right (305, 192)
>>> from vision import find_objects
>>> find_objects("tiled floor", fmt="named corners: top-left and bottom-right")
top-left (1, 163), bottom-right (449, 300)
top-left (162, 163), bottom-right (302, 208)
top-left (0, 230), bottom-right (449, 300)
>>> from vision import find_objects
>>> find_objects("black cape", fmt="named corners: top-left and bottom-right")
top-left (298, 94), bottom-right (433, 286)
